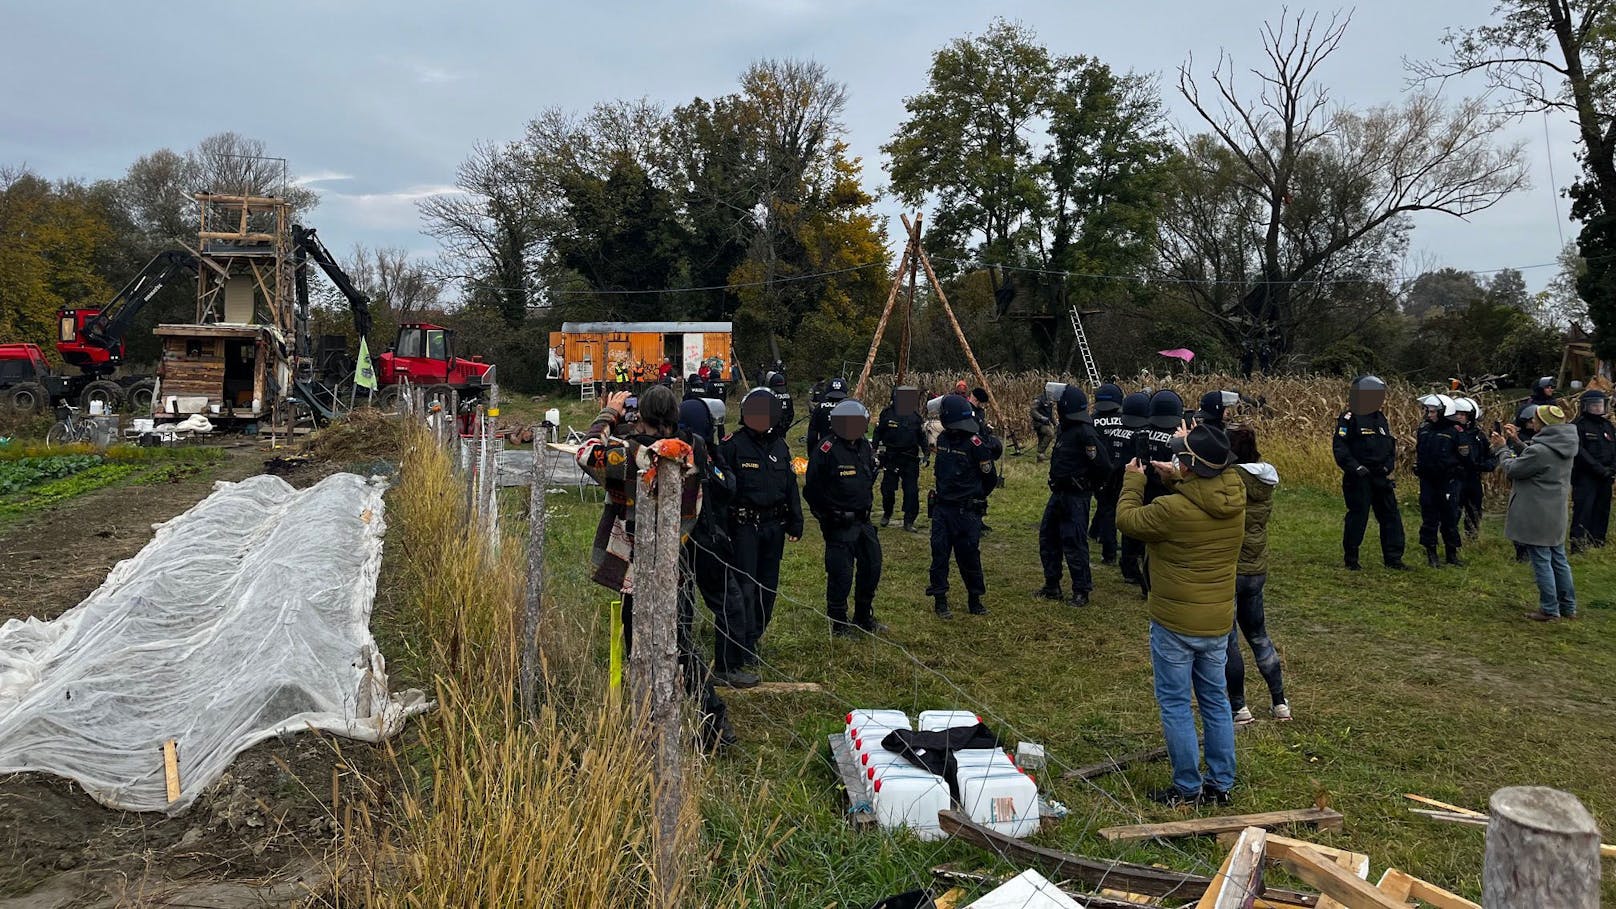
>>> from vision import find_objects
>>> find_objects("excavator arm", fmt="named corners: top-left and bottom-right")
top-left (292, 225), bottom-right (373, 349)
top-left (78, 250), bottom-right (199, 355)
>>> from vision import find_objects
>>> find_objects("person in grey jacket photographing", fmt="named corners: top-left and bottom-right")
top-left (1490, 404), bottom-right (1580, 622)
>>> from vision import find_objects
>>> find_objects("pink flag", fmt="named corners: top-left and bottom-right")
top-left (1158, 348), bottom-right (1196, 363)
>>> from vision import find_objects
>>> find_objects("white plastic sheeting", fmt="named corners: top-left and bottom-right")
top-left (0, 473), bottom-right (429, 813)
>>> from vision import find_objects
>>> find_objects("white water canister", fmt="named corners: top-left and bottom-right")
top-left (956, 765), bottom-right (1040, 838)
top-left (845, 709), bottom-right (910, 738)
top-left (953, 747), bottom-right (1017, 773)
top-left (917, 709), bottom-right (982, 732)
top-left (869, 763), bottom-right (950, 840)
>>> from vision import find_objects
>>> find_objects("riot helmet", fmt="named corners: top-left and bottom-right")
top-left (1148, 390), bottom-right (1184, 430)
top-left (1197, 390), bottom-right (1240, 425)
top-left (830, 399), bottom-right (870, 441)
top-left (704, 397), bottom-right (727, 432)
top-left (925, 395), bottom-right (945, 418)
top-left (1120, 391), bottom-right (1152, 429)
top-left (1057, 384), bottom-right (1091, 422)
top-left (1044, 381), bottom-right (1068, 404)
top-left (938, 394), bottom-right (978, 433)
top-left (766, 371), bottom-right (787, 390)
top-left (1094, 383), bottom-right (1125, 414)
top-left (678, 398), bottom-right (713, 442)
top-left (1349, 375), bottom-right (1388, 415)
top-left (1451, 397), bottom-right (1478, 425)
top-left (1417, 393), bottom-right (1457, 420)
top-left (741, 388), bottom-right (781, 434)
top-left (1532, 376), bottom-right (1556, 400)
top-left (1581, 389), bottom-right (1608, 418)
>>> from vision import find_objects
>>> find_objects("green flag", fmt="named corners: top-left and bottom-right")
top-left (354, 337), bottom-right (378, 391)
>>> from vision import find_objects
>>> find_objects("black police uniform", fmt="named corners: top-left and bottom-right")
top-left (1039, 418), bottom-right (1111, 599)
top-left (1571, 409), bottom-right (1615, 549)
top-left (926, 430), bottom-right (1001, 612)
top-left (1415, 417), bottom-right (1464, 563)
top-left (806, 397), bottom-right (839, 451)
top-left (686, 441), bottom-right (753, 676)
top-left (1333, 410), bottom-right (1406, 567)
top-left (1454, 419), bottom-right (1495, 539)
top-left (1089, 410), bottom-right (1128, 562)
top-left (874, 403), bottom-right (924, 527)
top-left (717, 426), bottom-right (804, 658)
top-left (804, 435), bottom-right (884, 631)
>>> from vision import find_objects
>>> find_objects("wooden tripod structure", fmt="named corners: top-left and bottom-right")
top-left (853, 214), bottom-right (1000, 428)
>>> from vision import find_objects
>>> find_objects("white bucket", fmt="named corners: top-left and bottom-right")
top-left (957, 766), bottom-right (1040, 838)
top-left (869, 765), bottom-right (950, 840)
top-left (88, 400), bottom-right (106, 416)
top-left (917, 709), bottom-right (982, 732)
top-left (545, 407), bottom-right (561, 426)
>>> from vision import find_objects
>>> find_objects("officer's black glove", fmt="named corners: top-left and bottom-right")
top-left (1354, 465), bottom-right (1370, 478)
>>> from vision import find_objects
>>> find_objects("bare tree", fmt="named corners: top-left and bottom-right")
top-left (419, 140), bottom-right (548, 326)
top-left (1175, 10), bottom-right (1528, 355)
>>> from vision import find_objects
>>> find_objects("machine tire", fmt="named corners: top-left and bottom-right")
top-left (5, 382), bottom-right (48, 414)
top-left (376, 385), bottom-right (405, 415)
top-left (425, 384), bottom-right (457, 413)
top-left (80, 380), bottom-right (125, 413)
top-left (125, 379), bottom-right (157, 414)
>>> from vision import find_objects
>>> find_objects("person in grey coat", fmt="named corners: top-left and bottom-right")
top-left (1489, 404), bottom-right (1580, 621)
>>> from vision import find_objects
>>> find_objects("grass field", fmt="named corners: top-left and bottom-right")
top-left (516, 417), bottom-right (1616, 906)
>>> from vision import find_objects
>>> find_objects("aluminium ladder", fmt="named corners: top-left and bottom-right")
top-left (1069, 305), bottom-right (1102, 388)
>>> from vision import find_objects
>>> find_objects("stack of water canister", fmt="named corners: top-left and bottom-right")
top-left (842, 708), bottom-right (1039, 841)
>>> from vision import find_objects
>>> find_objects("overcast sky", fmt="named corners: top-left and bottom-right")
top-left (0, 0), bottom-right (1580, 290)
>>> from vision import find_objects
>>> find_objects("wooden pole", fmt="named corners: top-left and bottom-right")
top-left (852, 232), bottom-right (917, 400)
top-left (909, 216), bottom-right (1002, 431)
top-left (896, 214), bottom-right (920, 385)
top-left (519, 434), bottom-right (549, 717)
top-left (1483, 786), bottom-right (1599, 908)
top-left (631, 460), bottom-right (685, 909)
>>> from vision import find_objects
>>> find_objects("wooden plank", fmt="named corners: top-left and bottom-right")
top-left (1218, 832), bottom-right (1367, 877)
top-left (1199, 827), bottom-right (1267, 909)
top-left (162, 739), bottom-right (181, 804)
top-left (826, 734), bottom-right (875, 828)
top-left (1100, 807), bottom-right (1345, 843)
top-left (1374, 870), bottom-right (1414, 904)
top-left (1379, 869), bottom-right (1477, 909)
top-left (1062, 745), bottom-right (1169, 781)
top-left (1402, 794), bottom-right (1485, 817)
top-left (725, 681), bottom-right (823, 694)
top-left (936, 810), bottom-right (1318, 905)
top-left (1408, 808), bottom-right (1489, 828)
top-left (1273, 845), bottom-right (1403, 909)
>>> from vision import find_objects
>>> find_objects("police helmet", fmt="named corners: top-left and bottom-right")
top-left (1197, 390), bottom-right (1240, 423)
top-left (829, 399), bottom-right (870, 441)
top-left (704, 396), bottom-right (727, 427)
top-left (1094, 382), bottom-right (1125, 414)
top-left (741, 387), bottom-right (781, 433)
top-left (1121, 391), bottom-right (1152, 429)
top-left (1417, 393), bottom-right (1457, 418)
top-left (826, 377), bottom-right (849, 401)
top-left (1533, 376), bottom-right (1555, 395)
top-left (939, 394), bottom-right (978, 433)
top-left (766, 371), bottom-right (787, 390)
top-left (1148, 390), bottom-right (1184, 430)
top-left (1582, 388), bottom-right (1608, 416)
top-left (1057, 384), bottom-right (1091, 422)
top-left (1451, 397), bottom-right (1478, 421)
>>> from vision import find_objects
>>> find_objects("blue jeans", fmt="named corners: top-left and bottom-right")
top-left (1150, 622), bottom-right (1237, 795)
top-left (1525, 544), bottom-right (1577, 617)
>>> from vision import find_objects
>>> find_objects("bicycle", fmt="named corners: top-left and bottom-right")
top-left (46, 405), bottom-right (95, 447)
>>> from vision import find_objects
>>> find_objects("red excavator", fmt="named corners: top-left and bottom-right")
top-left (1, 250), bottom-right (195, 413)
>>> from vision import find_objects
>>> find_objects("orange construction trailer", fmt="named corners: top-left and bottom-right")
top-left (547, 321), bottom-right (736, 385)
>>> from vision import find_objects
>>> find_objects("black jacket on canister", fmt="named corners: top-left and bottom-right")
top-left (874, 405), bottom-right (924, 455)
top-left (718, 427), bottom-right (805, 537)
top-left (1333, 410), bottom-right (1398, 476)
top-left (804, 437), bottom-right (878, 515)
top-left (934, 430), bottom-right (1000, 504)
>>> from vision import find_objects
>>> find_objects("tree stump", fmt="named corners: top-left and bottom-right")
top-left (1482, 786), bottom-right (1599, 908)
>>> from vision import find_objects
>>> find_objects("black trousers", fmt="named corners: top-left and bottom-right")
top-left (730, 519), bottom-right (786, 654)
top-left (1040, 490), bottom-right (1093, 593)
top-left (693, 543), bottom-right (752, 673)
top-left (1460, 471), bottom-right (1485, 538)
top-left (880, 454), bottom-right (921, 523)
top-left (926, 503), bottom-right (985, 597)
top-left (1417, 474), bottom-right (1462, 549)
top-left (1571, 472), bottom-right (1612, 548)
top-left (623, 583), bottom-right (727, 727)
top-left (1342, 473), bottom-right (1406, 562)
top-left (822, 519), bottom-right (883, 624)
top-left (1089, 470), bottom-right (1122, 560)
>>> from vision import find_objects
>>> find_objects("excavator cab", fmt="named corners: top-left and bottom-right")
top-left (57, 308), bottom-right (120, 373)
top-left (377, 323), bottom-right (490, 392)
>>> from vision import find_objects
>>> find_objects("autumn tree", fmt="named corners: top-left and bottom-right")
top-left (1176, 11), bottom-right (1527, 358)
top-left (0, 168), bottom-right (115, 354)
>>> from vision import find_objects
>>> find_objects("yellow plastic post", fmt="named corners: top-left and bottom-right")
top-left (608, 598), bottom-right (623, 703)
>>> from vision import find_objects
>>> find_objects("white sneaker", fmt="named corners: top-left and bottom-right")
top-left (1232, 707), bottom-right (1255, 726)
top-left (1271, 702), bottom-right (1292, 721)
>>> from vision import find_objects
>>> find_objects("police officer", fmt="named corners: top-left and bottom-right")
top-left (1195, 390), bottom-right (1239, 429)
top-left (806, 376), bottom-right (849, 452)
top-left (679, 399), bottom-right (756, 689)
top-left (805, 399), bottom-right (885, 635)
top-left (1030, 387), bottom-right (1056, 462)
top-left (1571, 389), bottom-right (1615, 550)
top-left (719, 388), bottom-right (804, 661)
top-left (1333, 375), bottom-right (1409, 571)
top-left (1036, 384), bottom-right (1112, 607)
top-left (875, 385), bottom-right (925, 531)
top-left (1514, 376), bottom-right (1557, 440)
top-left (766, 370), bottom-right (795, 434)
top-left (1450, 397), bottom-right (1494, 540)
top-left (1087, 382), bottom-right (1126, 564)
top-left (1127, 390), bottom-right (1186, 596)
top-left (925, 394), bottom-right (1001, 619)
top-left (1414, 394), bottom-right (1465, 567)
top-left (1115, 391), bottom-right (1151, 584)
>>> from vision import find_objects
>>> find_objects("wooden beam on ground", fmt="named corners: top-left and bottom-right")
top-left (725, 681), bottom-right (823, 694)
top-left (1273, 844), bottom-right (1404, 909)
top-left (1197, 827), bottom-right (1267, 909)
top-left (1409, 808), bottom-right (1489, 828)
top-left (162, 739), bottom-right (181, 804)
top-left (1062, 745), bottom-right (1169, 781)
top-left (1376, 869), bottom-right (1477, 909)
top-left (1099, 807), bottom-right (1345, 843)
top-left (930, 867), bottom-right (1167, 909)
top-left (1218, 832), bottom-right (1367, 878)
top-left (826, 734), bottom-right (875, 829)
top-left (1402, 794), bottom-right (1485, 817)
top-left (936, 810), bottom-right (1317, 906)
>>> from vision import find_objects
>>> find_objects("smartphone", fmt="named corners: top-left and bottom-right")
top-left (1133, 432), bottom-right (1151, 463)
top-left (1492, 420), bottom-right (1502, 434)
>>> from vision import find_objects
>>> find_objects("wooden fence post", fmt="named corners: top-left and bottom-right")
top-left (1483, 786), bottom-right (1600, 908)
top-left (519, 435), bottom-right (548, 717)
top-left (631, 459), bottom-right (685, 909)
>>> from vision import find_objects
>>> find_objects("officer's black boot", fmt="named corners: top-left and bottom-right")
top-left (1068, 590), bottom-right (1089, 608)
top-left (829, 606), bottom-right (854, 637)
top-left (933, 595), bottom-right (953, 620)
top-left (1425, 545), bottom-right (1441, 568)
top-left (880, 512), bottom-right (892, 527)
top-left (1446, 544), bottom-right (1464, 567)
top-left (854, 601), bottom-right (887, 634)
top-left (903, 521), bottom-right (920, 534)
top-left (1344, 549), bottom-right (1362, 571)
top-left (968, 594), bottom-right (988, 616)
top-left (1034, 583), bottom-right (1062, 601)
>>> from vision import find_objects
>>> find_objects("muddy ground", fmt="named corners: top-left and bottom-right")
top-left (0, 443), bottom-right (390, 908)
